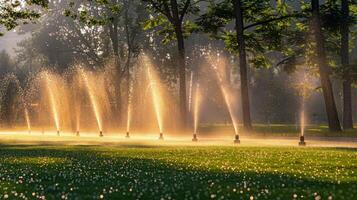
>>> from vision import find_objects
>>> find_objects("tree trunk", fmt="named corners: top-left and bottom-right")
top-left (341, 0), bottom-right (353, 129)
top-left (109, 16), bottom-right (123, 124)
top-left (175, 24), bottom-right (187, 129)
top-left (124, 1), bottom-right (132, 118)
top-left (233, 0), bottom-right (252, 131)
top-left (311, 0), bottom-right (341, 131)
top-left (171, 0), bottom-right (187, 130)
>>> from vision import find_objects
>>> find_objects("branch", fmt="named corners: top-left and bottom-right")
top-left (275, 55), bottom-right (303, 67)
top-left (148, 0), bottom-right (174, 23)
top-left (276, 56), bottom-right (294, 67)
top-left (179, 0), bottom-right (190, 22)
top-left (163, 2), bottom-right (174, 22)
top-left (69, 21), bottom-right (102, 63)
top-left (244, 13), bottom-right (304, 30)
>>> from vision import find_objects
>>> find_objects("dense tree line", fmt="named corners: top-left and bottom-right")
top-left (0, 0), bottom-right (356, 131)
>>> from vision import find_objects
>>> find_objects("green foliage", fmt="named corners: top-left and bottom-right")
top-left (142, 0), bottom-right (202, 44)
top-left (250, 54), bottom-right (271, 68)
top-left (280, 0), bottom-right (357, 78)
top-left (143, 14), bottom-right (176, 44)
top-left (0, 0), bottom-right (48, 36)
top-left (197, 0), bottom-right (297, 68)
top-left (65, 0), bottom-right (122, 26)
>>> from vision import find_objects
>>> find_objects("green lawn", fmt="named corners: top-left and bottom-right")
top-left (199, 123), bottom-right (357, 137)
top-left (0, 144), bottom-right (356, 199)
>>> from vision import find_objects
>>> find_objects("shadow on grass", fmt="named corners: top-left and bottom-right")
top-left (0, 146), bottom-right (356, 200)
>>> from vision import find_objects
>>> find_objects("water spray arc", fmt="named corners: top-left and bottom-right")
top-left (188, 72), bottom-right (194, 113)
top-left (299, 108), bottom-right (306, 146)
top-left (192, 83), bottom-right (201, 142)
top-left (299, 71), bottom-right (308, 146)
top-left (80, 69), bottom-right (104, 137)
top-left (24, 108), bottom-right (31, 134)
top-left (126, 80), bottom-right (132, 139)
top-left (209, 55), bottom-right (240, 144)
top-left (44, 72), bottom-right (61, 136)
top-left (126, 104), bottom-right (131, 138)
top-left (144, 55), bottom-right (164, 140)
top-left (299, 74), bottom-right (307, 146)
top-left (76, 108), bottom-right (80, 136)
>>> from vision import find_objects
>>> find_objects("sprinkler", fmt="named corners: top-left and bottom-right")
top-left (234, 134), bottom-right (240, 144)
top-left (28, 130), bottom-right (31, 134)
top-left (99, 131), bottom-right (103, 137)
top-left (299, 135), bottom-right (306, 146)
top-left (159, 133), bottom-right (164, 140)
top-left (126, 132), bottom-right (130, 138)
top-left (192, 133), bottom-right (198, 142)
top-left (76, 131), bottom-right (80, 136)
top-left (57, 130), bottom-right (60, 136)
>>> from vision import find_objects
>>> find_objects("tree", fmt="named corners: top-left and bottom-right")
top-left (277, 1), bottom-right (357, 131)
top-left (198, 0), bottom-right (297, 131)
top-left (66, 0), bottom-right (145, 124)
top-left (319, 0), bottom-right (356, 130)
top-left (341, 0), bottom-right (353, 129)
top-left (0, 0), bottom-right (48, 36)
top-left (233, 0), bottom-right (251, 130)
top-left (142, 0), bottom-right (201, 129)
top-left (311, 0), bottom-right (341, 131)
top-left (14, 0), bottom-right (105, 74)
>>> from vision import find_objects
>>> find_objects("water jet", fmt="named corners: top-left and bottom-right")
top-left (79, 69), bottom-right (104, 137)
top-left (24, 108), bottom-right (31, 134)
top-left (44, 72), bottom-right (61, 136)
top-left (144, 55), bottom-right (164, 139)
top-left (126, 97), bottom-right (131, 139)
top-left (193, 83), bottom-right (202, 142)
top-left (209, 55), bottom-right (240, 144)
top-left (188, 72), bottom-right (194, 112)
top-left (299, 110), bottom-right (306, 146)
top-left (298, 72), bottom-right (309, 147)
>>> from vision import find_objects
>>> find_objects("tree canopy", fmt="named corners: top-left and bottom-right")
top-left (0, 0), bottom-right (48, 36)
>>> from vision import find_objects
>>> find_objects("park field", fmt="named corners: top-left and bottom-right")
top-left (198, 123), bottom-right (357, 138)
top-left (0, 140), bottom-right (356, 199)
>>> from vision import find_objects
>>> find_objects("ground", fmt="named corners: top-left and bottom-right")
top-left (200, 123), bottom-right (357, 138)
top-left (0, 134), bottom-right (356, 200)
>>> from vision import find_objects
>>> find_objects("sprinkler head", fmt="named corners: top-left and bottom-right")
top-left (159, 133), bottom-right (164, 140)
top-left (99, 131), bottom-right (103, 137)
top-left (299, 135), bottom-right (306, 146)
top-left (126, 132), bottom-right (130, 138)
top-left (28, 130), bottom-right (31, 134)
top-left (192, 134), bottom-right (198, 142)
top-left (76, 131), bottom-right (80, 136)
top-left (57, 130), bottom-right (60, 136)
top-left (234, 134), bottom-right (240, 144)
